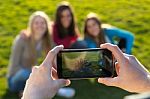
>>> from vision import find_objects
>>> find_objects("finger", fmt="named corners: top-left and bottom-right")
top-left (98, 77), bottom-right (119, 87)
top-left (115, 62), bottom-right (120, 75)
top-left (20, 30), bottom-right (28, 38)
top-left (100, 43), bottom-right (125, 64)
top-left (50, 45), bottom-right (64, 61)
top-left (31, 66), bottom-right (39, 74)
top-left (123, 53), bottom-right (130, 57)
top-left (28, 66), bottom-right (39, 81)
top-left (52, 55), bottom-right (57, 70)
top-left (41, 45), bottom-right (64, 70)
top-left (54, 79), bottom-right (71, 88)
top-left (51, 68), bottom-right (58, 80)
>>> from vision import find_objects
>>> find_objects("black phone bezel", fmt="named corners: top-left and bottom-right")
top-left (57, 48), bottom-right (114, 79)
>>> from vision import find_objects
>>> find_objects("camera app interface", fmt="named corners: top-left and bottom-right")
top-left (61, 50), bottom-right (113, 78)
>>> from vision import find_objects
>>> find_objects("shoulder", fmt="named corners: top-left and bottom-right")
top-left (13, 34), bottom-right (27, 46)
top-left (103, 26), bottom-right (119, 34)
top-left (51, 23), bottom-right (58, 34)
top-left (102, 24), bottom-right (116, 30)
top-left (52, 23), bottom-right (57, 29)
top-left (102, 24), bottom-right (115, 28)
top-left (50, 21), bottom-right (54, 26)
top-left (102, 24), bottom-right (127, 32)
top-left (75, 25), bottom-right (80, 35)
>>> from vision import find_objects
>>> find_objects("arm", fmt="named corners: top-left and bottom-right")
top-left (104, 28), bottom-right (134, 54)
top-left (22, 45), bottom-right (70, 99)
top-left (8, 35), bottom-right (24, 76)
top-left (98, 43), bottom-right (150, 93)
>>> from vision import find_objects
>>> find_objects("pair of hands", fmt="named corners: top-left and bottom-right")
top-left (22, 43), bottom-right (150, 99)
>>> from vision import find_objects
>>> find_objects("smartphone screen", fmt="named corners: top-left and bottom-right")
top-left (57, 48), bottom-right (114, 79)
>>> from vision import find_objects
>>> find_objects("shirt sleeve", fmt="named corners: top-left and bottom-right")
top-left (8, 35), bottom-right (24, 77)
top-left (104, 28), bottom-right (134, 54)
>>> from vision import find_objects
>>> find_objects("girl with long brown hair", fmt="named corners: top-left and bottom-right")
top-left (52, 1), bottom-right (86, 49)
top-left (84, 12), bottom-right (134, 54)
top-left (84, 13), bottom-right (106, 47)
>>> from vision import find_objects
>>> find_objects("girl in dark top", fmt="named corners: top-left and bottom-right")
top-left (52, 1), bottom-right (87, 98)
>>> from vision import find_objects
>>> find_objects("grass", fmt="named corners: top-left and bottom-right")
top-left (0, 0), bottom-right (150, 99)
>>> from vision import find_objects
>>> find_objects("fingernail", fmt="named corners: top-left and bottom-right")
top-left (100, 44), bottom-right (104, 47)
top-left (65, 80), bottom-right (71, 86)
top-left (98, 78), bottom-right (103, 83)
top-left (98, 78), bottom-right (101, 83)
top-left (59, 45), bottom-right (64, 48)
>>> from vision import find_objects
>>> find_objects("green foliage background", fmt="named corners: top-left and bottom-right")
top-left (0, 0), bottom-right (150, 99)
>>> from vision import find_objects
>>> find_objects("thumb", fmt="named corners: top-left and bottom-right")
top-left (54, 79), bottom-right (71, 88)
top-left (98, 77), bottom-right (119, 87)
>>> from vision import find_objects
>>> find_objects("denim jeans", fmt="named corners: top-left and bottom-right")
top-left (8, 68), bottom-right (31, 92)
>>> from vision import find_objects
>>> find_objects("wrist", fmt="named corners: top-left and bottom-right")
top-left (145, 73), bottom-right (150, 91)
top-left (22, 88), bottom-right (54, 99)
top-left (138, 73), bottom-right (150, 93)
top-left (22, 90), bottom-right (40, 99)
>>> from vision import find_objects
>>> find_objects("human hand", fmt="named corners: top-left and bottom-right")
top-left (19, 29), bottom-right (28, 39)
top-left (98, 43), bottom-right (150, 93)
top-left (22, 45), bottom-right (70, 99)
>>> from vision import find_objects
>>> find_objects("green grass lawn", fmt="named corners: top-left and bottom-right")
top-left (0, 0), bottom-right (150, 99)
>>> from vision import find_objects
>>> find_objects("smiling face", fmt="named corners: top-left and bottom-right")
top-left (32, 16), bottom-right (47, 41)
top-left (86, 19), bottom-right (100, 37)
top-left (60, 9), bottom-right (72, 28)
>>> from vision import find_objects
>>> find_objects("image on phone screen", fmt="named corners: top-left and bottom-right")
top-left (57, 49), bottom-right (114, 79)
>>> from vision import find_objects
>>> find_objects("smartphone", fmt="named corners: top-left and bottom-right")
top-left (57, 48), bottom-right (115, 79)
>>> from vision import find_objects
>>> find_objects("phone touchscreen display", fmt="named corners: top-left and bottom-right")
top-left (57, 49), bottom-right (114, 78)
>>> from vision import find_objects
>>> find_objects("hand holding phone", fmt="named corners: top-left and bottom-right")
top-left (57, 48), bottom-right (115, 79)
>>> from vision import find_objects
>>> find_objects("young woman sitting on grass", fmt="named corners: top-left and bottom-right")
top-left (84, 12), bottom-right (134, 54)
top-left (7, 11), bottom-right (52, 94)
top-left (50, 2), bottom-right (87, 98)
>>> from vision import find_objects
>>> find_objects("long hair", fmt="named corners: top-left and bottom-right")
top-left (25, 11), bottom-right (52, 64)
top-left (55, 1), bottom-right (77, 38)
top-left (84, 12), bottom-right (105, 47)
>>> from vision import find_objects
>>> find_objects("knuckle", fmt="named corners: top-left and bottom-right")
top-left (49, 49), bottom-right (55, 56)
top-left (113, 45), bottom-right (118, 48)
top-left (112, 45), bottom-right (118, 50)
top-left (124, 57), bottom-right (130, 65)
top-left (106, 43), bottom-right (111, 45)
top-left (129, 55), bottom-right (136, 60)
top-left (32, 66), bottom-right (38, 72)
top-left (48, 50), bottom-right (52, 55)
top-left (39, 65), bottom-right (47, 72)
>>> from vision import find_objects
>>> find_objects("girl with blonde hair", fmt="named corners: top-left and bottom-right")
top-left (7, 11), bottom-right (53, 93)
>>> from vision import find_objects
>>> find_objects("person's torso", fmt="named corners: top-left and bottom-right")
top-left (84, 35), bottom-right (111, 48)
top-left (8, 35), bottom-right (43, 77)
top-left (21, 38), bottom-right (42, 68)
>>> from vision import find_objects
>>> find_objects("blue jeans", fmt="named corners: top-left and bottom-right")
top-left (8, 68), bottom-right (31, 92)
